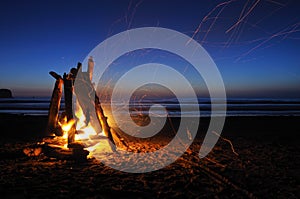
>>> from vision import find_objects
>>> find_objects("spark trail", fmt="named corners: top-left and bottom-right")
top-left (189, 0), bottom-right (300, 62)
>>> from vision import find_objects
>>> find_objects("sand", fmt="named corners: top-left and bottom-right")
top-left (0, 113), bottom-right (299, 198)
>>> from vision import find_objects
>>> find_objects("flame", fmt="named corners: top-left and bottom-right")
top-left (60, 119), bottom-right (75, 132)
top-left (58, 100), bottom-right (113, 155)
top-left (73, 102), bottom-right (99, 141)
top-left (57, 116), bottom-right (72, 148)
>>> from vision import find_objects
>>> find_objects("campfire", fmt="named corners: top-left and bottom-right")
top-left (41, 57), bottom-right (127, 160)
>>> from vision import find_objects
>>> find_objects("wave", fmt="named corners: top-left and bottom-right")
top-left (1, 97), bottom-right (300, 117)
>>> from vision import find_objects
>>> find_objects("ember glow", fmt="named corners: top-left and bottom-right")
top-left (59, 117), bottom-right (75, 134)
top-left (57, 100), bottom-right (113, 155)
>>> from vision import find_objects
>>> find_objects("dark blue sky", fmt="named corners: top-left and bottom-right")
top-left (0, 0), bottom-right (299, 98)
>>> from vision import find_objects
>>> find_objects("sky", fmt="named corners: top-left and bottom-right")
top-left (0, 0), bottom-right (299, 98)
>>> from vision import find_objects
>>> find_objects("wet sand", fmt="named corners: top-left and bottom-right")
top-left (0, 113), bottom-right (299, 198)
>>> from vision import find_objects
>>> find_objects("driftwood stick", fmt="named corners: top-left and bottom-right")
top-left (87, 56), bottom-right (94, 81)
top-left (46, 71), bottom-right (63, 136)
top-left (95, 96), bottom-right (115, 145)
top-left (63, 73), bottom-right (76, 145)
top-left (50, 71), bottom-right (62, 80)
top-left (95, 95), bottom-right (128, 148)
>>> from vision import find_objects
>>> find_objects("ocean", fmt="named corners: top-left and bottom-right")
top-left (0, 97), bottom-right (300, 117)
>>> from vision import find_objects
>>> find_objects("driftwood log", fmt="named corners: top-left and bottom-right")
top-left (74, 67), bottom-right (128, 149)
top-left (63, 72), bottom-right (76, 146)
top-left (46, 71), bottom-right (63, 136)
top-left (74, 72), bottom-right (102, 136)
top-left (24, 142), bottom-right (89, 162)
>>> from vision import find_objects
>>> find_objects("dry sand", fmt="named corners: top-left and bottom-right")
top-left (0, 114), bottom-right (299, 198)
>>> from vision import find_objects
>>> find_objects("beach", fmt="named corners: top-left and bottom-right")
top-left (2, 0), bottom-right (300, 197)
top-left (0, 113), bottom-right (299, 198)
top-left (1, 0), bottom-right (300, 198)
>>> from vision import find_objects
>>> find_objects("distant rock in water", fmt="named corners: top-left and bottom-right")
top-left (0, 89), bottom-right (13, 98)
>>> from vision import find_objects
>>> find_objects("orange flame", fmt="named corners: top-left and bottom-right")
top-left (60, 118), bottom-right (75, 132)
top-left (58, 100), bottom-right (113, 155)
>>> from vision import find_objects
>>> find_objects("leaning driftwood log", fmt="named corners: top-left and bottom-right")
top-left (95, 94), bottom-right (128, 148)
top-left (46, 71), bottom-right (63, 136)
top-left (63, 72), bottom-right (76, 145)
top-left (74, 67), bottom-right (128, 149)
top-left (74, 71), bottom-right (103, 136)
